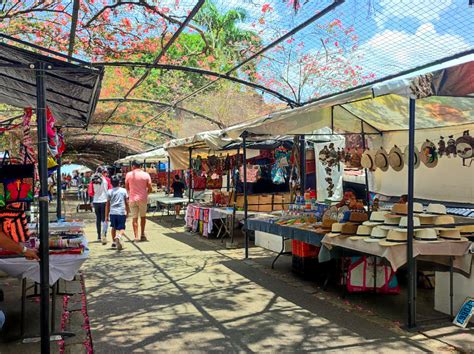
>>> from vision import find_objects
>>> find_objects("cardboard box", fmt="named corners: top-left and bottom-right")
top-left (248, 195), bottom-right (259, 212)
top-left (258, 195), bottom-right (273, 212)
top-left (273, 195), bottom-right (285, 211)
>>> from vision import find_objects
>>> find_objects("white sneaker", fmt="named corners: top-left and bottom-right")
top-left (115, 236), bottom-right (124, 251)
top-left (101, 237), bottom-right (107, 245)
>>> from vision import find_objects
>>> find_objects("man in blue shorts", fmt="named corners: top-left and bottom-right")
top-left (106, 175), bottom-right (130, 250)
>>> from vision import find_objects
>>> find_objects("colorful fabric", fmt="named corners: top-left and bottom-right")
top-left (0, 210), bottom-right (30, 243)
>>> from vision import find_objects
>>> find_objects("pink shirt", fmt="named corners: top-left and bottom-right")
top-left (125, 169), bottom-right (151, 202)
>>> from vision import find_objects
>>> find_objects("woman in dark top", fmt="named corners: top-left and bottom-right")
top-left (171, 175), bottom-right (185, 218)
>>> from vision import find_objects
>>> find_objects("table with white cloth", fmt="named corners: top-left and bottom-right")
top-left (185, 204), bottom-right (256, 238)
top-left (320, 235), bottom-right (472, 274)
top-left (0, 235), bottom-right (89, 337)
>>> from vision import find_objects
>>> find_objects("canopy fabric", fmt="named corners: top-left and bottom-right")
top-left (163, 129), bottom-right (231, 151)
top-left (0, 42), bottom-right (103, 127)
top-left (116, 147), bottom-right (167, 164)
top-left (224, 56), bottom-right (474, 138)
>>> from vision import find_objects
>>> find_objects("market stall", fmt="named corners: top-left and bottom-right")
top-left (221, 54), bottom-right (474, 327)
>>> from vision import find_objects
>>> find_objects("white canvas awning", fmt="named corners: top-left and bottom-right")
top-left (116, 147), bottom-right (167, 164)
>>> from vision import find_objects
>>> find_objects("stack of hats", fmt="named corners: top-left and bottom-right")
top-left (325, 211), bottom-right (369, 239)
top-left (434, 214), bottom-right (465, 241)
top-left (379, 216), bottom-right (421, 246)
top-left (364, 226), bottom-right (389, 243)
top-left (418, 203), bottom-right (447, 225)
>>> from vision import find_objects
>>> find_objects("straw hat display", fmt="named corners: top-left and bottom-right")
top-left (398, 216), bottom-right (421, 229)
top-left (388, 145), bottom-right (404, 171)
top-left (364, 226), bottom-right (389, 242)
top-left (326, 223), bottom-right (344, 237)
top-left (434, 215), bottom-right (456, 229)
top-left (348, 211), bottom-right (369, 223)
top-left (348, 225), bottom-right (374, 240)
top-left (460, 225), bottom-right (474, 237)
top-left (420, 139), bottom-right (438, 168)
top-left (404, 145), bottom-right (420, 169)
top-left (374, 147), bottom-right (389, 171)
top-left (414, 228), bottom-right (441, 243)
top-left (363, 211), bottom-right (386, 226)
top-left (361, 149), bottom-right (376, 171)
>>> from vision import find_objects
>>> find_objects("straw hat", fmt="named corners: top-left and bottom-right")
top-left (363, 211), bottom-right (386, 226)
top-left (413, 202), bottom-right (424, 214)
top-left (326, 223), bottom-right (344, 237)
top-left (420, 140), bottom-right (438, 168)
top-left (414, 228), bottom-right (441, 243)
top-left (349, 211), bottom-right (369, 223)
top-left (321, 218), bottom-right (337, 230)
top-left (379, 229), bottom-right (408, 246)
top-left (383, 214), bottom-right (402, 226)
top-left (388, 145), bottom-right (404, 171)
top-left (375, 147), bottom-right (389, 171)
top-left (434, 215), bottom-right (457, 230)
top-left (391, 203), bottom-right (408, 215)
top-left (419, 203), bottom-right (447, 217)
top-left (438, 228), bottom-right (466, 241)
top-left (349, 225), bottom-right (374, 240)
top-left (404, 145), bottom-right (420, 169)
top-left (364, 226), bottom-right (389, 242)
top-left (340, 222), bottom-right (359, 237)
top-left (361, 149), bottom-right (376, 170)
top-left (398, 216), bottom-right (421, 229)
top-left (460, 225), bottom-right (474, 236)
top-left (418, 214), bottom-right (435, 225)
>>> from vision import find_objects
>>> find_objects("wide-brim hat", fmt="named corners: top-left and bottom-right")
top-left (404, 145), bottom-right (420, 169)
top-left (460, 225), bottom-right (474, 236)
top-left (420, 139), bottom-right (438, 168)
top-left (388, 145), bottom-right (404, 172)
top-left (325, 222), bottom-right (344, 237)
top-left (375, 147), bottom-right (389, 171)
top-left (364, 226), bottom-right (388, 242)
top-left (419, 203), bottom-right (447, 217)
top-left (414, 228), bottom-right (442, 243)
top-left (398, 216), bottom-right (421, 228)
top-left (363, 211), bottom-right (386, 225)
top-left (349, 211), bottom-right (369, 223)
top-left (383, 215), bottom-right (402, 226)
top-left (340, 222), bottom-right (359, 237)
top-left (391, 203), bottom-right (408, 215)
top-left (379, 229), bottom-right (408, 246)
top-left (434, 215), bottom-right (456, 228)
top-left (418, 214), bottom-right (435, 225)
top-left (361, 149), bottom-right (376, 170)
top-left (438, 228), bottom-right (463, 240)
top-left (348, 225), bottom-right (373, 240)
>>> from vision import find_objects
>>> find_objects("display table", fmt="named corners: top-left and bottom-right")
top-left (154, 196), bottom-right (192, 215)
top-left (321, 235), bottom-right (472, 274)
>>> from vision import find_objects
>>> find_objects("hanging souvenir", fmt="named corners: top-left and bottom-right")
top-left (437, 136), bottom-right (446, 157)
top-left (403, 145), bottom-right (421, 169)
top-left (271, 165), bottom-right (286, 185)
top-left (420, 140), bottom-right (438, 168)
top-left (446, 135), bottom-right (457, 157)
top-left (318, 145), bottom-right (330, 164)
top-left (388, 145), bottom-right (404, 172)
top-left (456, 130), bottom-right (474, 166)
top-left (375, 147), bottom-right (389, 172)
top-left (0, 162), bottom-right (35, 204)
top-left (361, 149), bottom-right (376, 171)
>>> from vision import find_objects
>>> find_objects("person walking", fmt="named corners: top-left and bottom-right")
top-left (89, 166), bottom-right (112, 243)
top-left (171, 174), bottom-right (186, 218)
top-left (106, 175), bottom-right (129, 250)
top-left (125, 160), bottom-right (152, 242)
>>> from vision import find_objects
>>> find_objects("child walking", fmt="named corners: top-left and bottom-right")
top-left (106, 175), bottom-right (129, 250)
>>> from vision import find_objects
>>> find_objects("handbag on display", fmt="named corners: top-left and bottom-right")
top-left (0, 152), bottom-right (35, 205)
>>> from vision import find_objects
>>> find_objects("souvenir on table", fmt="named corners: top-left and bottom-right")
top-left (460, 225), bottom-right (474, 237)
top-left (456, 130), bottom-right (473, 166)
top-left (379, 229), bottom-right (408, 246)
top-left (326, 222), bottom-right (344, 238)
top-left (419, 203), bottom-right (447, 217)
top-left (420, 139), bottom-right (438, 168)
top-left (403, 145), bottom-right (421, 168)
top-left (348, 225), bottom-right (374, 240)
top-left (339, 222), bottom-right (359, 237)
top-left (375, 147), bottom-right (389, 172)
top-left (363, 211), bottom-right (385, 226)
top-left (388, 145), bottom-right (404, 172)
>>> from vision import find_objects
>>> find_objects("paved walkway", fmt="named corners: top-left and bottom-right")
top-left (83, 217), bottom-right (452, 353)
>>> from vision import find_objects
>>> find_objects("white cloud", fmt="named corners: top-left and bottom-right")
top-left (374, 0), bottom-right (453, 27)
top-left (360, 22), bottom-right (471, 76)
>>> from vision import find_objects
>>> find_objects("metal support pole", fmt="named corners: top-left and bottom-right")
top-left (56, 156), bottom-right (62, 220)
top-left (188, 147), bottom-right (192, 202)
top-left (361, 122), bottom-right (370, 211)
top-left (407, 98), bottom-right (417, 329)
top-left (242, 133), bottom-right (249, 259)
top-left (231, 148), bottom-right (240, 245)
top-left (36, 61), bottom-right (50, 353)
top-left (300, 135), bottom-right (306, 194)
top-left (167, 156), bottom-right (171, 195)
